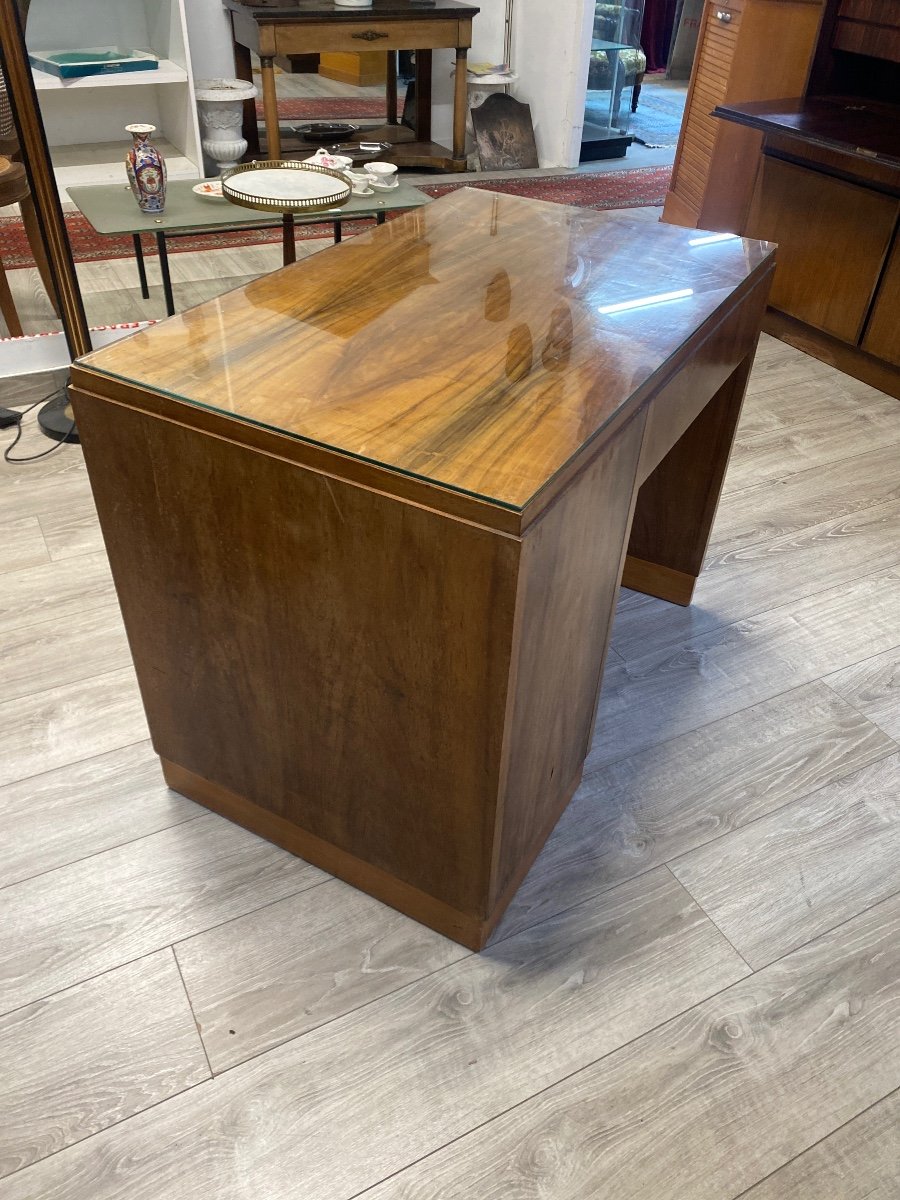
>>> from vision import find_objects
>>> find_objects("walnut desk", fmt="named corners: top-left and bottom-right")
top-left (70, 190), bottom-right (774, 950)
top-left (224, 0), bottom-right (480, 171)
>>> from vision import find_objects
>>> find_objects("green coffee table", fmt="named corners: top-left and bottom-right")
top-left (68, 178), bottom-right (431, 317)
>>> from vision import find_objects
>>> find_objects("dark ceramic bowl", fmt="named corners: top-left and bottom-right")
top-left (293, 122), bottom-right (359, 143)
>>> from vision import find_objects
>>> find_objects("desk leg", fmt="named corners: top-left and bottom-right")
top-left (155, 233), bottom-right (175, 317)
top-left (624, 351), bottom-right (756, 606)
top-left (453, 48), bottom-right (468, 162)
top-left (132, 234), bottom-right (149, 300)
top-left (282, 213), bottom-right (296, 265)
top-left (333, 221), bottom-right (342, 245)
top-left (376, 211), bottom-right (386, 226)
top-left (414, 49), bottom-right (432, 144)
top-left (260, 56), bottom-right (281, 160)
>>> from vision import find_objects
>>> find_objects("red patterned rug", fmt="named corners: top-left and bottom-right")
top-left (0, 168), bottom-right (671, 268)
top-left (256, 96), bottom-right (394, 121)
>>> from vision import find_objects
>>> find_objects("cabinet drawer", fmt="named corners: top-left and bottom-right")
top-left (275, 19), bottom-right (463, 56)
top-left (747, 157), bottom-right (898, 344)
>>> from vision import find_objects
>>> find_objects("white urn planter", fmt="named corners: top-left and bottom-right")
top-left (195, 78), bottom-right (258, 175)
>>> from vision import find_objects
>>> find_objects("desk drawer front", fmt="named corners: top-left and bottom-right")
top-left (275, 20), bottom-right (463, 56)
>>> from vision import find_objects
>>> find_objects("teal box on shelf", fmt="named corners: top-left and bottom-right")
top-left (28, 48), bottom-right (159, 79)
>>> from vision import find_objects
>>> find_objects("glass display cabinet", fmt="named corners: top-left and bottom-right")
top-left (581, 0), bottom-right (647, 161)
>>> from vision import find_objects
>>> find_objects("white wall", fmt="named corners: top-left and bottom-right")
top-left (511, 0), bottom-right (593, 168)
top-left (184, 0), bottom-right (236, 80)
top-left (428, 0), bottom-right (509, 151)
top-left (432, 0), bottom-right (594, 170)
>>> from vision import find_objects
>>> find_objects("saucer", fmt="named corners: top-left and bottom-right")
top-left (192, 180), bottom-right (224, 201)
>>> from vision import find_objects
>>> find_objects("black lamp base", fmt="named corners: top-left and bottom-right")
top-left (37, 392), bottom-right (79, 444)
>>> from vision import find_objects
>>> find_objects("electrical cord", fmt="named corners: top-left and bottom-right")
top-left (2, 387), bottom-right (76, 463)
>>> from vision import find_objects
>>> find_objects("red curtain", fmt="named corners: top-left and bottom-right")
top-left (641, 0), bottom-right (679, 71)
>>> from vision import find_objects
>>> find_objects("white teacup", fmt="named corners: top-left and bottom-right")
top-left (367, 161), bottom-right (398, 178)
top-left (347, 170), bottom-right (375, 194)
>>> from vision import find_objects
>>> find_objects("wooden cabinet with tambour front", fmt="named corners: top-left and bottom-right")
top-left (714, 0), bottom-right (900, 396)
top-left (662, 0), bottom-right (824, 233)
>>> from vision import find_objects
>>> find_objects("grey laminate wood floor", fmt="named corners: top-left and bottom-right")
top-left (1, 239), bottom-right (899, 1197)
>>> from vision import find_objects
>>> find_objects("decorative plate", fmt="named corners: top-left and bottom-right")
top-left (222, 161), bottom-right (351, 213)
top-left (192, 180), bottom-right (224, 201)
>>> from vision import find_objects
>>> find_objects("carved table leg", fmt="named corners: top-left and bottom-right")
top-left (386, 50), bottom-right (398, 125)
top-left (260, 55), bottom-right (281, 160)
top-left (453, 47), bottom-right (469, 162)
top-left (233, 37), bottom-right (259, 157)
top-left (414, 49), bottom-right (432, 143)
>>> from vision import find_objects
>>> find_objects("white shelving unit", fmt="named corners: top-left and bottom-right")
top-left (26, 0), bottom-right (202, 199)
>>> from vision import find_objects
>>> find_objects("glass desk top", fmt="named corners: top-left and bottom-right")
top-left (77, 188), bottom-right (774, 512)
top-left (68, 178), bottom-right (430, 236)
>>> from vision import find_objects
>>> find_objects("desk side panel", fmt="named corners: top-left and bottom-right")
top-left (71, 386), bottom-right (519, 921)
top-left (489, 412), bottom-right (646, 920)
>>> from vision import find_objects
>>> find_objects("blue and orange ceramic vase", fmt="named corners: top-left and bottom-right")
top-left (125, 123), bottom-right (166, 214)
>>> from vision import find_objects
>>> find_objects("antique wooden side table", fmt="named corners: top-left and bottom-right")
top-left (70, 190), bottom-right (774, 950)
top-left (224, 0), bottom-right (480, 171)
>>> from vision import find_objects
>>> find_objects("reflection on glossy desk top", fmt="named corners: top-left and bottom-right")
top-left (77, 188), bottom-right (774, 511)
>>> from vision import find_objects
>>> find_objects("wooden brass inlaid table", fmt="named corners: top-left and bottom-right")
top-left (70, 189), bottom-right (775, 950)
top-left (224, 0), bottom-right (480, 172)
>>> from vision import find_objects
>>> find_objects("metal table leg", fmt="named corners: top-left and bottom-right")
top-left (133, 234), bottom-right (149, 300)
top-left (334, 221), bottom-right (342, 244)
top-left (155, 232), bottom-right (175, 317)
top-left (376, 211), bottom-right (386, 226)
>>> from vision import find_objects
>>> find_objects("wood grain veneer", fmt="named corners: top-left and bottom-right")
top-left (70, 189), bottom-right (773, 947)
top-left (77, 189), bottom-right (773, 526)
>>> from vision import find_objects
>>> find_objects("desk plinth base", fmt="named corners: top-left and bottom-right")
top-left (621, 555), bottom-right (696, 606)
top-left (162, 758), bottom-right (583, 951)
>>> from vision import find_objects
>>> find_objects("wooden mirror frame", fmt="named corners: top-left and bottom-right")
top-left (0, 0), bottom-right (91, 362)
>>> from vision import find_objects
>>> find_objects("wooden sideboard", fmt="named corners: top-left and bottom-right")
top-left (662, 0), bottom-right (824, 233)
top-left (69, 189), bottom-right (773, 949)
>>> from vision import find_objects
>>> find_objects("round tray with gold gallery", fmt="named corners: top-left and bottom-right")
top-left (221, 160), bottom-right (352, 213)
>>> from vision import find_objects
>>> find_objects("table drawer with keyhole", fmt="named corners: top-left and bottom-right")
top-left (274, 19), bottom-right (464, 56)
